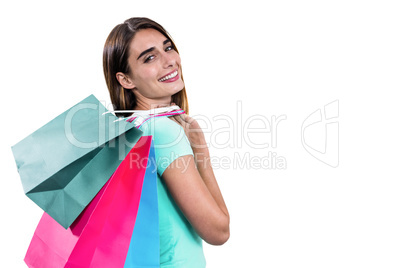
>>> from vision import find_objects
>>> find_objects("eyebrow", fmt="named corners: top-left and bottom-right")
top-left (137, 39), bottom-right (172, 60)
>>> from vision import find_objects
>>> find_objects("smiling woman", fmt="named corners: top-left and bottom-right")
top-left (116, 28), bottom-right (184, 109)
top-left (103, 17), bottom-right (230, 268)
top-left (103, 18), bottom-right (189, 117)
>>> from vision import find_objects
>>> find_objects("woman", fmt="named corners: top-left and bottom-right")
top-left (103, 17), bottom-right (230, 267)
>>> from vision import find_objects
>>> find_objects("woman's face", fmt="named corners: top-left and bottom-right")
top-left (126, 28), bottom-right (184, 102)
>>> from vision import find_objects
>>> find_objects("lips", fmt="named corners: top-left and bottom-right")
top-left (158, 70), bottom-right (178, 82)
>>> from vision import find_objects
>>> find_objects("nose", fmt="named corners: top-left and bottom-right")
top-left (162, 51), bottom-right (178, 69)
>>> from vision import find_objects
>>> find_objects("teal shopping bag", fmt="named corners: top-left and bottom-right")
top-left (11, 95), bottom-right (142, 228)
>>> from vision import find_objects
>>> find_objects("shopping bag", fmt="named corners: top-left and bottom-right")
top-left (11, 94), bottom-right (143, 228)
top-left (124, 137), bottom-right (159, 268)
top-left (24, 135), bottom-right (159, 267)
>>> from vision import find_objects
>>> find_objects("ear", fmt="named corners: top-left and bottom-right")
top-left (116, 72), bottom-right (135, 89)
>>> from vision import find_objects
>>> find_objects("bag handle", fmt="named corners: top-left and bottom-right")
top-left (103, 105), bottom-right (185, 128)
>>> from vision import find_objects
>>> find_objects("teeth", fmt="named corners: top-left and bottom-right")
top-left (159, 71), bottom-right (178, 82)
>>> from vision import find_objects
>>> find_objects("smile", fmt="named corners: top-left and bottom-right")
top-left (158, 70), bottom-right (178, 82)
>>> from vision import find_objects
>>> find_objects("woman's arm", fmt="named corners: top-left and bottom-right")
top-left (162, 113), bottom-right (230, 245)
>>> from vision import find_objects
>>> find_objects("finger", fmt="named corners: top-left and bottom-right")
top-left (175, 115), bottom-right (187, 127)
top-left (181, 115), bottom-right (191, 127)
top-left (181, 113), bottom-right (194, 124)
top-left (170, 114), bottom-right (184, 126)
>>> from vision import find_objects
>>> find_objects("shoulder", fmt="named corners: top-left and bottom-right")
top-left (140, 116), bottom-right (186, 146)
top-left (139, 116), bottom-right (193, 176)
top-left (140, 116), bottom-right (182, 132)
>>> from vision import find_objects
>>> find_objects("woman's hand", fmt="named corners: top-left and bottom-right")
top-left (168, 103), bottom-right (207, 150)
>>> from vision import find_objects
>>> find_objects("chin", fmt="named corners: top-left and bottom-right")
top-left (170, 82), bottom-right (185, 95)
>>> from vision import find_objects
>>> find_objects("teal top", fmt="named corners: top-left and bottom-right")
top-left (139, 116), bottom-right (206, 268)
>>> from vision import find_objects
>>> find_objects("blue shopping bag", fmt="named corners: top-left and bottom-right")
top-left (124, 138), bottom-right (160, 268)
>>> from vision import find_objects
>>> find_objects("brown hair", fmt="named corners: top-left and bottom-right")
top-left (103, 17), bottom-right (189, 117)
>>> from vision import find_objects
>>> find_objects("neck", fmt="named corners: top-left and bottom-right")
top-left (133, 92), bottom-right (172, 110)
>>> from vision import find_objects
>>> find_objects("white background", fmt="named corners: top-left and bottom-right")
top-left (1, 0), bottom-right (401, 267)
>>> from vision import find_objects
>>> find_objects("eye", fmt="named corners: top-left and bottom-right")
top-left (144, 55), bottom-right (155, 63)
top-left (165, 45), bottom-right (173, 52)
